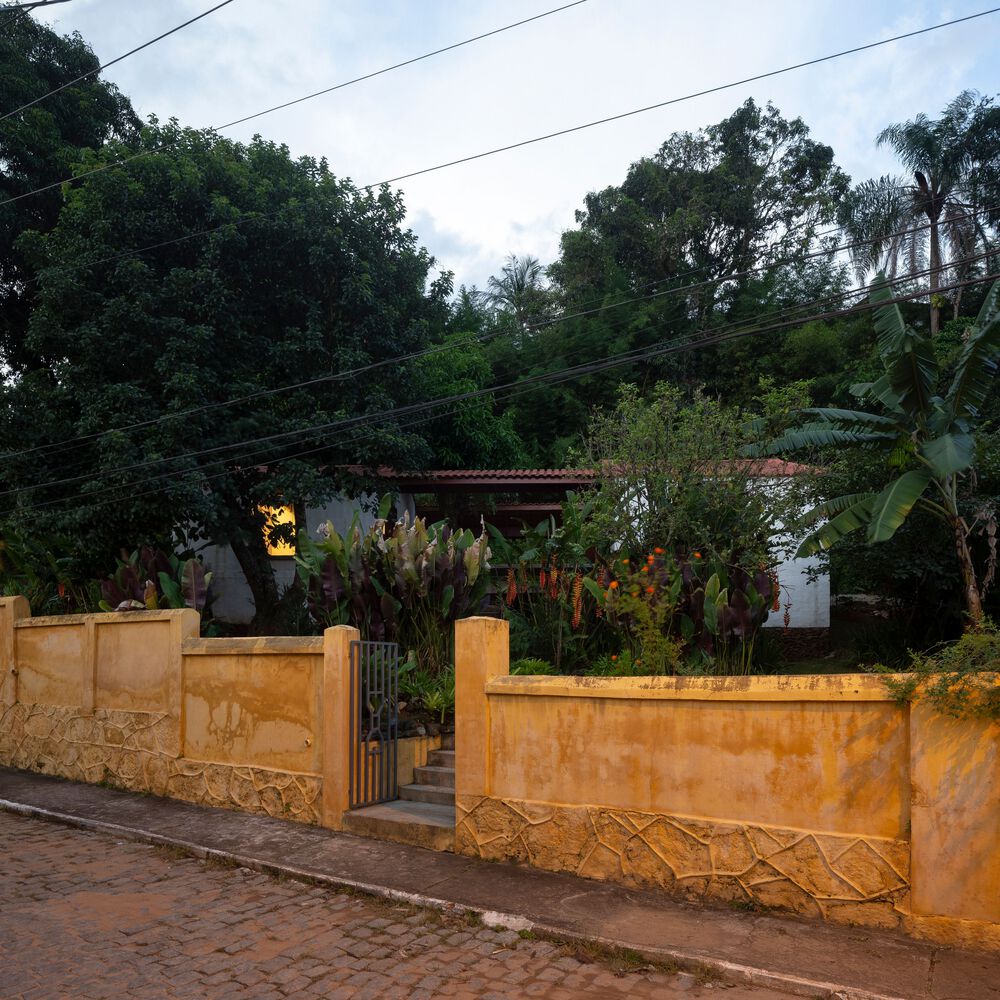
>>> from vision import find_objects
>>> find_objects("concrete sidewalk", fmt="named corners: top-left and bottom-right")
top-left (0, 767), bottom-right (995, 1000)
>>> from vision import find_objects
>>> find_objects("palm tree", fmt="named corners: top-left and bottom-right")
top-left (485, 254), bottom-right (550, 329)
top-left (839, 91), bottom-right (1000, 334)
top-left (753, 274), bottom-right (1000, 626)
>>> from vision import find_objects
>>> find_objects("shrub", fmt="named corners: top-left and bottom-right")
top-left (876, 623), bottom-right (1000, 720)
top-left (99, 546), bottom-right (212, 613)
top-left (296, 510), bottom-right (491, 674)
top-left (510, 657), bottom-right (558, 675)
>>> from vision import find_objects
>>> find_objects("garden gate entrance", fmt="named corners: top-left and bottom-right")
top-left (348, 639), bottom-right (399, 808)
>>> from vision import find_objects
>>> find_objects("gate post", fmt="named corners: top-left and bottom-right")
top-left (322, 624), bottom-right (359, 831)
top-left (0, 596), bottom-right (30, 708)
top-left (455, 617), bottom-right (508, 811)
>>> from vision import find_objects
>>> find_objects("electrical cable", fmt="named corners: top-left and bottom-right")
top-left (1, 1), bottom-right (237, 122)
top-left (7, 256), bottom-right (994, 514)
top-left (12, 266), bottom-right (996, 519)
top-left (5, 202), bottom-right (993, 467)
top-left (3, 6), bottom-right (996, 221)
top-left (0, 0), bottom-right (589, 200)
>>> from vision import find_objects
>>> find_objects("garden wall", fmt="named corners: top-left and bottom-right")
top-left (0, 598), bottom-right (438, 828)
top-left (455, 617), bottom-right (1000, 951)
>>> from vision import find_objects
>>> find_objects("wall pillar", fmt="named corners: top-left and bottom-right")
top-left (909, 701), bottom-right (1000, 933)
top-left (0, 596), bottom-right (30, 708)
top-left (455, 617), bottom-right (509, 809)
top-left (321, 624), bottom-right (359, 831)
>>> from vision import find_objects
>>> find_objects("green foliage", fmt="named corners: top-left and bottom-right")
top-left (398, 655), bottom-right (457, 724)
top-left (579, 383), bottom-right (808, 568)
top-left (509, 657), bottom-right (557, 675)
top-left (98, 546), bottom-right (211, 613)
top-left (491, 493), bottom-right (605, 673)
top-left (296, 508), bottom-right (491, 674)
top-left (876, 623), bottom-right (1000, 720)
top-left (0, 526), bottom-right (99, 615)
top-left (754, 274), bottom-right (1000, 623)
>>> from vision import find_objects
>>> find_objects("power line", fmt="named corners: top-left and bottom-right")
top-left (8, 256), bottom-right (993, 513)
top-left (2, 1), bottom-right (75, 12)
top-left (3, 204), bottom-right (994, 469)
top-left (1, 0), bottom-right (590, 204)
top-left (4, 5), bottom-right (997, 224)
top-left (1, 1), bottom-right (237, 123)
top-left (12, 267), bottom-right (997, 520)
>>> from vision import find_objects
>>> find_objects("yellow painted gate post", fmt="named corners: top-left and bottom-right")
top-left (0, 596), bottom-right (30, 708)
top-left (322, 624), bottom-right (359, 831)
top-left (454, 616), bottom-right (509, 851)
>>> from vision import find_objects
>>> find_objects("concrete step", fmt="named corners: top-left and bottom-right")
top-left (438, 731), bottom-right (454, 751)
top-left (398, 783), bottom-right (455, 807)
top-left (342, 800), bottom-right (454, 852)
top-left (427, 749), bottom-right (455, 768)
top-left (413, 765), bottom-right (455, 789)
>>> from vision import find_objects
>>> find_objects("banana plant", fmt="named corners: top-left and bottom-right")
top-left (752, 274), bottom-right (1000, 625)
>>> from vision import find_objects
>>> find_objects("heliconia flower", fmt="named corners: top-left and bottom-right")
top-left (539, 569), bottom-right (547, 590)
top-left (548, 567), bottom-right (559, 600)
top-left (571, 573), bottom-right (583, 630)
top-left (506, 568), bottom-right (517, 606)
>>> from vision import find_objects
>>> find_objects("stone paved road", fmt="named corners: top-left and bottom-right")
top-left (0, 812), bottom-right (795, 999)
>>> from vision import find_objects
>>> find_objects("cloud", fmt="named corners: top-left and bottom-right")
top-left (32, 0), bottom-right (1000, 289)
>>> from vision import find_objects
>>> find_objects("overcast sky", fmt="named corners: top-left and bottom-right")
top-left (29, 0), bottom-right (1000, 292)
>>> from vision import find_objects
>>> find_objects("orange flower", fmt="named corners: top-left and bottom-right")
top-left (646, 586), bottom-right (654, 594)
top-left (646, 555), bottom-right (654, 564)
top-left (611, 655), bottom-right (618, 662)
top-left (654, 547), bottom-right (664, 555)
top-left (621, 558), bottom-right (629, 565)
top-left (693, 551), bottom-right (702, 559)
top-left (608, 580), bottom-right (619, 589)
top-left (640, 565), bottom-right (648, 573)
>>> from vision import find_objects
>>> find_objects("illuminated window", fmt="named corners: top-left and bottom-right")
top-left (261, 504), bottom-right (296, 557)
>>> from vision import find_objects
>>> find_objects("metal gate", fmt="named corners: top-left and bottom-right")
top-left (348, 639), bottom-right (399, 808)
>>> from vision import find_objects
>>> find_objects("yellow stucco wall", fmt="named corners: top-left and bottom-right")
top-left (486, 677), bottom-right (909, 839)
top-left (182, 636), bottom-right (324, 773)
top-left (455, 616), bottom-right (1000, 952)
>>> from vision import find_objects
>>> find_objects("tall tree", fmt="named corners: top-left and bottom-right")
top-left (0, 122), bottom-right (462, 631)
top-left (838, 90), bottom-right (1000, 334)
top-left (0, 5), bottom-right (138, 371)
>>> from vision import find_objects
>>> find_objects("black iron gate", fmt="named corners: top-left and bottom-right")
top-left (348, 639), bottom-right (399, 808)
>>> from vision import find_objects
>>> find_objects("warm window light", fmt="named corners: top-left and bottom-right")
top-left (261, 504), bottom-right (296, 557)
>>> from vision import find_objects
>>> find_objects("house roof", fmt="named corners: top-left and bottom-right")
top-left (337, 461), bottom-right (814, 495)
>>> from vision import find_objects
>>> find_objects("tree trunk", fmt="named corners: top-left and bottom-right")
top-left (929, 215), bottom-right (941, 336)
top-left (228, 502), bottom-right (308, 635)
top-left (952, 515), bottom-right (984, 628)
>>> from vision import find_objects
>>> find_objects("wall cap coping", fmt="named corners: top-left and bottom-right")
top-left (14, 609), bottom-right (198, 628)
top-left (182, 636), bottom-right (324, 656)
top-left (486, 672), bottom-right (905, 702)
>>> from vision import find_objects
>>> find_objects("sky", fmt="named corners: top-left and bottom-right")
top-left (27, 0), bottom-right (1000, 292)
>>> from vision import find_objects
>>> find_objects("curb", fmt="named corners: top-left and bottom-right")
top-left (0, 798), bottom-right (909, 1000)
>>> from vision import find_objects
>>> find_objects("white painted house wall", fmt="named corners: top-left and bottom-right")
top-left (200, 495), bottom-right (377, 625)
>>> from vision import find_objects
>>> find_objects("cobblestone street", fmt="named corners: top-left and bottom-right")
top-left (0, 812), bottom-right (796, 999)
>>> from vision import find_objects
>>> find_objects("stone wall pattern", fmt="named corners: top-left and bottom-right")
top-left (456, 795), bottom-right (911, 930)
top-left (0, 702), bottom-right (322, 825)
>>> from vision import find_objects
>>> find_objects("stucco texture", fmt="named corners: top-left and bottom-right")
top-left (456, 795), bottom-right (909, 929)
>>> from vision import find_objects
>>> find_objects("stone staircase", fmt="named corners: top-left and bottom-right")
top-left (341, 735), bottom-right (455, 852)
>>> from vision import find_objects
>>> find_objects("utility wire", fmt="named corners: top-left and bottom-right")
top-left (10, 266), bottom-right (997, 520)
top-left (0, 0), bottom-right (590, 203)
top-left (4, 6), bottom-right (997, 217)
top-left (1, 1), bottom-right (237, 122)
top-left (3, 203), bottom-right (994, 468)
top-left (8, 254), bottom-right (993, 511)
top-left (2, 0), bottom-right (75, 12)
